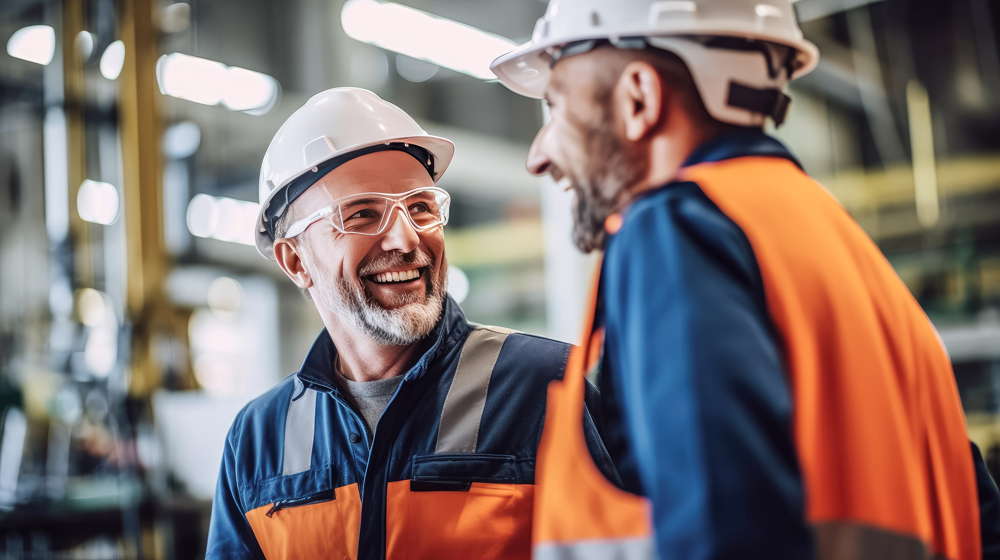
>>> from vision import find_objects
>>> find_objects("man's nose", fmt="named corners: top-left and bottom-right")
top-left (526, 125), bottom-right (552, 176)
top-left (379, 205), bottom-right (420, 254)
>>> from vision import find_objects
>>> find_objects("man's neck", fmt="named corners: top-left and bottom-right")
top-left (320, 312), bottom-right (427, 383)
top-left (629, 121), bottom-right (747, 202)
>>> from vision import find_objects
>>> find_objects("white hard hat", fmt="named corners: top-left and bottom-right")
top-left (255, 87), bottom-right (455, 260)
top-left (490, 0), bottom-right (819, 127)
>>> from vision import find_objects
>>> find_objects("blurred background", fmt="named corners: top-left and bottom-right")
top-left (0, 0), bottom-right (999, 557)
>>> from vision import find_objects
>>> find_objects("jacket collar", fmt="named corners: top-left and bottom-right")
top-left (681, 130), bottom-right (802, 170)
top-left (296, 295), bottom-right (470, 392)
top-left (606, 131), bottom-right (802, 242)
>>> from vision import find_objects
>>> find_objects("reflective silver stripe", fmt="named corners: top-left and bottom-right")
top-left (533, 537), bottom-right (656, 560)
top-left (435, 326), bottom-right (515, 454)
top-left (281, 381), bottom-right (317, 476)
top-left (813, 521), bottom-right (933, 560)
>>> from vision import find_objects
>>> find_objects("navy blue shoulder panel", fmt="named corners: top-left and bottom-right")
top-left (477, 333), bottom-right (569, 482)
top-left (227, 374), bottom-right (299, 490)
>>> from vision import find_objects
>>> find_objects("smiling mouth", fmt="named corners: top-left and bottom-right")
top-left (368, 267), bottom-right (425, 285)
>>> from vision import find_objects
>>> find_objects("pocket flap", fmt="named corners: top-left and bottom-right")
top-left (411, 454), bottom-right (516, 484)
top-left (246, 465), bottom-right (335, 511)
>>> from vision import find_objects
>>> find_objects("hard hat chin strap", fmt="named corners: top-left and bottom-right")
top-left (727, 82), bottom-right (791, 127)
top-left (262, 142), bottom-right (434, 241)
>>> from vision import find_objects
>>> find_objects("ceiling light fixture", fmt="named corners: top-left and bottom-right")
top-left (341, 0), bottom-right (516, 81)
top-left (156, 53), bottom-right (280, 114)
top-left (6, 25), bottom-right (56, 66)
top-left (100, 40), bottom-right (126, 80)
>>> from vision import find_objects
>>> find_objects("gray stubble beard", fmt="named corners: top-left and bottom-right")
top-left (570, 105), bottom-right (649, 254)
top-left (312, 248), bottom-right (447, 346)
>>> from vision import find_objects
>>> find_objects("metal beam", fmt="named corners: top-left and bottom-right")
top-left (119, 0), bottom-right (166, 398)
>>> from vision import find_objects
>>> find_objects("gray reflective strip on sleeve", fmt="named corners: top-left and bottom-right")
top-left (813, 521), bottom-right (933, 560)
top-left (281, 385), bottom-right (317, 476)
top-left (435, 326), bottom-right (515, 455)
top-left (533, 537), bottom-right (656, 560)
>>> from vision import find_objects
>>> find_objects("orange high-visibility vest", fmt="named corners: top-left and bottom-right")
top-left (532, 155), bottom-right (980, 560)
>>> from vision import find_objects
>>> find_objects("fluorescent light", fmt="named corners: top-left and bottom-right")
top-left (164, 121), bottom-right (201, 159)
top-left (222, 66), bottom-right (279, 114)
top-left (186, 194), bottom-right (258, 246)
top-left (907, 80), bottom-right (939, 228)
top-left (75, 31), bottom-right (95, 60)
top-left (6, 25), bottom-right (55, 66)
top-left (186, 194), bottom-right (218, 238)
top-left (341, 0), bottom-right (517, 80)
top-left (77, 179), bottom-right (120, 225)
top-left (212, 197), bottom-right (246, 243)
top-left (395, 54), bottom-right (438, 83)
top-left (161, 3), bottom-right (192, 33)
top-left (78, 288), bottom-right (118, 378)
top-left (207, 277), bottom-right (242, 314)
top-left (77, 288), bottom-right (112, 327)
top-left (157, 53), bottom-right (227, 106)
top-left (100, 40), bottom-right (126, 80)
top-left (447, 266), bottom-right (470, 304)
top-left (156, 53), bottom-right (279, 114)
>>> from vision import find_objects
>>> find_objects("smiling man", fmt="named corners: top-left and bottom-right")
top-left (490, 1), bottom-right (1000, 559)
top-left (204, 88), bottom-right (616, 560)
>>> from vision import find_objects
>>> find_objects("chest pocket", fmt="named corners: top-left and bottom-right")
top-left (385, 326), bottom-right (534, 560)
top-left (244, 384), bottom-right (362, 560)
top-left (244, 465), bottom-right (362, 560)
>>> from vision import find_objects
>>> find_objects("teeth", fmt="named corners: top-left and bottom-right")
top-left (372, 269), bottom-right (421, 283)
top-left (557, 177), bottom-right (573, 192)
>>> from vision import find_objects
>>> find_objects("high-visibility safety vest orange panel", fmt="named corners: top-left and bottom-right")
top-left (532, 140), bottom-right (982, 559)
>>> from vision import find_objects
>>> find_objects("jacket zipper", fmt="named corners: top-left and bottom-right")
top-left (266, 489), bottom-right (335, 517)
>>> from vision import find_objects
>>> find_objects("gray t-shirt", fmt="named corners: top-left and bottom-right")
top-left (337, 374), bottom-right (403, 442)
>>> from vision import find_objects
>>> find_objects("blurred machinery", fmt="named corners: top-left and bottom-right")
top-left (0, 0), bottom-right (999, 558)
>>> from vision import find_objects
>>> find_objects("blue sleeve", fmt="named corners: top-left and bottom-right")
top-left (973, 441), bottom-right (1000, 559)
top-left (602, 186), bottom-right (813, 559)
top-left (206, 420), bottom-right (265, 560)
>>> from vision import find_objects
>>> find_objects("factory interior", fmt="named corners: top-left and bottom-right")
top-left (1, 0), bottom-right (1000, 557)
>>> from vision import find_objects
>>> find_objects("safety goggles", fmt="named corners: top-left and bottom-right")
top-left (546, 37), bottom-right (651, 66)
top-left (282, 186), bottom-right (451, 239)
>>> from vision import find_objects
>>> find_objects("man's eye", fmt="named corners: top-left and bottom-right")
top-left (346, 209), bottom-right (379, 221)
top-left (408, 202), bottom-right (431, 214)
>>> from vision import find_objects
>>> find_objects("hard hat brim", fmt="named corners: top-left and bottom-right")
top-left (254, 134), bottom-right (455, 260)
top-left (491, 28), bottom-right (819, 100)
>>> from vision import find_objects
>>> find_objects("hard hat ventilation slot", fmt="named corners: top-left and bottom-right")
top-left (590, 11), bottom-right (601, 27)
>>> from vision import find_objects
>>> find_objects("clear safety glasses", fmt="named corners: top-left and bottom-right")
top-left (282, 186), bottom-right (451, 239)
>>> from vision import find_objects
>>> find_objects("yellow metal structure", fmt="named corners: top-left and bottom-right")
top-left (61, 0), bottom-right (92, 286)
top-left (118, 0), bottom-right (171, 398)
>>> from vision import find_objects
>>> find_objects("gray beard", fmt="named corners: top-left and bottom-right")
top-left (312, 251), bottom-right (446, 346)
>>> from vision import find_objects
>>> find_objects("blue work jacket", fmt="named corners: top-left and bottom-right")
top-left (596, 131), bottom-right (1000, 559)
top-left (206, 296), bottom-right (615, 560)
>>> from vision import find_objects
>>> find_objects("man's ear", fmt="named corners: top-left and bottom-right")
top-left (274, 238), bottom-right (314, 291)
top-left (616, 60), bottom-right (665, 142)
